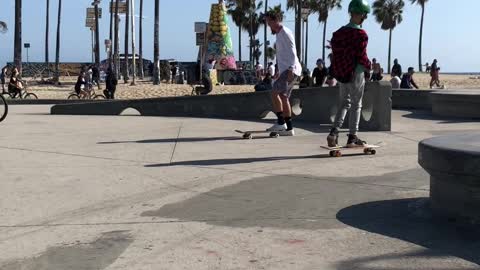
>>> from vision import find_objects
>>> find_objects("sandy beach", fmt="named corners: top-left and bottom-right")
top-left (21, 73), bottom-right (480, 100)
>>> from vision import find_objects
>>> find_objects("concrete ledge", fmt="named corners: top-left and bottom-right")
top-left (5, 99), bottom-right (110, 105)
top-left (431, 91), bottom-right (480, 118)
top-left (51, 82), bottom-right (392, 131)
top-left (392, 89), bottom-right (433, 110)
top-left (419, 134), bottom-right (480, 220)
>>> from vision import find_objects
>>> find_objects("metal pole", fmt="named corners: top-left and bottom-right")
top-left (300, 19), bottom-right (304, 68)
top-left (91, 28), bottom-right (94, 63)
top-left (263, 0), bottom-right (268, 70)
top-left (124, 0), bottom-right (130, 83)
top-left (130, 0), bottom-right (136, 85)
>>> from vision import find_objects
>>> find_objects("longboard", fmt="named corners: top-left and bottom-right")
top-left (321, 144), bottom-right (381, 157)
top-left (235, 129), bottom-right (280, 139)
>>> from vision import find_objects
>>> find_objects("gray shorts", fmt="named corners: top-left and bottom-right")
top-left (272, 71), bottom-right (296, 98)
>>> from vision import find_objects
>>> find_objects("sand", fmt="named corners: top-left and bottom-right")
top-left (20, 73), bottom-right (480, 100)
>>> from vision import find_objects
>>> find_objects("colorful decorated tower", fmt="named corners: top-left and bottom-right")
top-left (205, 0), bottom-right (237, 70)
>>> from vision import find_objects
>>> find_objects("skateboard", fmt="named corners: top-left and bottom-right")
top-left (321, 144), bottom-right (381, 157)
top-left (235, 130), bottom-right (280, 139)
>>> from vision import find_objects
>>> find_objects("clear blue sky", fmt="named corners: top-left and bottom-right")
top-left (0, 0), bottom-right (478, 72)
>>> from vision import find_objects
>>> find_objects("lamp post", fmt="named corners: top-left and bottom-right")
top-left (92, 0), bottom-right (101, 66)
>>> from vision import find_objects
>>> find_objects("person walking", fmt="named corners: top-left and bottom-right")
top-left (0, 67), bottom-right (7, 94)
top-left (92, 65), bottom-right (101, 90)
top-left (104, 68), bottom-right (118, 99)
top-left (430, 59), bottom-right (441, 88)
top-left (327, 0), bottom-right (372, 148)
top-left (264, 8), bottom-right (302, 136)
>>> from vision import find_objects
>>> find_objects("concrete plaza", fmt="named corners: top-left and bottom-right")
top-left (0, 105), bottom-right (479, 269)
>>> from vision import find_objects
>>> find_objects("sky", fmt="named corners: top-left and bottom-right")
top-left (0, 0), bottom-right (478, 73)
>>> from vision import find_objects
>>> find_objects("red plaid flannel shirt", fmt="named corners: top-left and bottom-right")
top-left (331, 26), bottom-right (371, 83)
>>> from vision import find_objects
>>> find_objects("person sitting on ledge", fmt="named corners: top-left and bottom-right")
top-left (400, 67), bottom-right (419, 90)
top-left (299, 69), bottom-right (312, 89)
top-left (254, 73), bottom-right (273, 92)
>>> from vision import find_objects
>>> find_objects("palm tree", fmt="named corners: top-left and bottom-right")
top-left (54, 0), bottom-right (62, 83)
top-left (153, 0), bottom-right (160, 84)
top-left (243, 1), bottom-right (264, 66)
top-left (226, 0), bottom-right (248, 62)
top-left (114, 0), bottom-right (120, 78)
top-left (411, 0), bottom-right (428, 72)
top-left (139, 0), bottom-right (144, 79)
top-left (45, 0), bottom-right (50, 72)
top-left (310, 0), bottom-right (342, 61)
top-left (124, 0), bottom-right (130, 83)
top-left (373, 0), bottom-right (405, 72)
top-left (14, 0), bottom-right (22, 71)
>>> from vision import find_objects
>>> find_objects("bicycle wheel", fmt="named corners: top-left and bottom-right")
top-left (24, 93), bottom-right (38, 99)
top-left (68, 94), bottom-right (80, 99)
top-left (0, 94), bottom-right (8, 122)
top-left (93, 94), bottom-right (106, 99)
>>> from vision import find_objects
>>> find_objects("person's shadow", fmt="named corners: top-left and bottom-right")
top-left (336, 198), bottom-right (480, 269)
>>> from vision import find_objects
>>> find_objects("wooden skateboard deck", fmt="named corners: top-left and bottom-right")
top-left (235, 130), bottom-right (280, 139)
top-left (321, 144), bottom-right (381, 157)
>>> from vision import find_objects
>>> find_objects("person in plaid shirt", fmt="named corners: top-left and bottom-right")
top-left (327, 0), bottom-right (372, 148)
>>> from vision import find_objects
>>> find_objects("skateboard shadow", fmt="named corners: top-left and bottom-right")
top-left (97, 136), bottom-right (271, 144)
top-left (145, 153), bottom-right (366, 167)
top-left (336, 198), bottom-right (480, 268)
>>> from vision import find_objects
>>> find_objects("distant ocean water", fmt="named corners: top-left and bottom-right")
top-left (443, 72), bottom-right (480, 75)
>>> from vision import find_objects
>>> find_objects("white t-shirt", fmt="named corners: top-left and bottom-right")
top-left (268, 65), bottom-right (275, 76)
top-left (275, 26), bottom-right (302, 76)
top-left (390, 76), bottom-right (401, 89)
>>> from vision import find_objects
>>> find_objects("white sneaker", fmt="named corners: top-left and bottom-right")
top-left (266, 123), bottom-right (287, 132)
top-left (279, 129), bottom-right (295, 136)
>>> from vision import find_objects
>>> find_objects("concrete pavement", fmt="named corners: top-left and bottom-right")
top-left (0, 106), bottom-right (479, 269)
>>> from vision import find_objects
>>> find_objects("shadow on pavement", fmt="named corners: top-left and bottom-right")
top-left (401, 110), bottom-right (480, 124)
top-left (141, 170), bottom-right (428, 230)
top-left (336, 198), bottom-right (480, 268)
top-left (144, 153), bottom-right (366, 167)
top-left (0, 231), bottom-right (133, 270)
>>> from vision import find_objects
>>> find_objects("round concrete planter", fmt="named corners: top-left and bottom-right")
top-left (419, 134), bottom-right (480, 220)
top-left (431, 91), bottom-right (480, 118)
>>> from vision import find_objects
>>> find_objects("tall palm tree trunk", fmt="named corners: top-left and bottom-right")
top-left (109, 0), bottom-right (114, 67)
top-left (418, 5), bottom-right (424, 72)
top-left (114, 0), bottom-right (120, 78)
top-left (294, 0), bottom-right (302, 59)
top-left (124, 0), bottom-right (130, 83)
top-left (153, 0), bottom-right (160, 85)
top-left (263, 0), bottom-right (268, 69)
top-left (14, 0), bottom-right (22, 72)
top-left (388, 28), bottom-right (392, 73)
top-left (238, 26), bottom-right (242, 62)
top-left (305, 18), bottom-right (308, 67)
top-left (322, 19), bottom-right (327, 61)
top-left (139, 0), bottom-right (144, 79)
top-left (45, 0), bottom-right (50, 73)
top-left (54, 0), bottom-right (62, 82)
top-left (94, 3), bottom-right (100, 66)
top-left (130, 0), bottom-right (136, 85)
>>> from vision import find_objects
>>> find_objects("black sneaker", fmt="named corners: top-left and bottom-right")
top-left (327, 128), bottom-right (339, 147)
top-left (346, 134), bottom-right (366, 148)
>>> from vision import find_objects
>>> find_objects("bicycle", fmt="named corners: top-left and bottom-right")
top-left (5, 80), bottom-right (38, 99)
top-left (0, 94), bottom-right (8, 122)
top-left (67, 84), bottom-right (106, 100)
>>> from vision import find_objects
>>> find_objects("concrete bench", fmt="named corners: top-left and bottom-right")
top-left (419, 134), bottom-right (480, 220)
top-left (431, 90), bottom-right (480, 118)
top-left (51, 81), bottom-right (392, 131)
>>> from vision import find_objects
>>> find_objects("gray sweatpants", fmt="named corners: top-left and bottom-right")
top-left (333, 71), bottom-right (365, 135)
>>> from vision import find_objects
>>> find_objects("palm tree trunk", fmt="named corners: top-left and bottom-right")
top-left (94, 3), bottom-right (100, 66)
top-left (114, 0), bottom-right (120, 78)
top-left (153, 0), bottom-right (160, 85)
top-left (14, 0), bottom-right (22, 72)
top-left (238, 26), bottom-right (242, 62)
top-left (295, 0), bottom-right (302, 59)
top-left (124, 0), bottom-right (130, 83)
top-left (322, 19), bottom-right (327, 61)
top-left (418, 6), bottom-right (424, 72)
top-left (305, 18), bottom-right (309, 68)
top-left (45, 0), bottom-right (50, 72)
top-left (139, 0), bottom-right (144, 79)
top-left (388, 28), bottom-right (392, 73)
top-left (54, 0), bottom-right (62, 82)
top-left (263, 0), bottom-right (268, 69)
top-left (109, 0), bottom-right (114, 67)
top-left (130, 0), bottom-right (136, 85)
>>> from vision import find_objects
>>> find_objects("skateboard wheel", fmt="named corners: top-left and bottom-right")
top-left (364, 148), bottom-right (370, 154)
top-left (270, 132), bottom-right (279, 138)
top-left (371, 149), bottom-right (377, 155)
top-left (335, 151), bottom-right (342, 157)
top-left (329, 151), bottom-right (334, 157)
top-left (247, 134), bottom-right (253, 140)
top-left (243, 133), bottom-right (252, 139)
